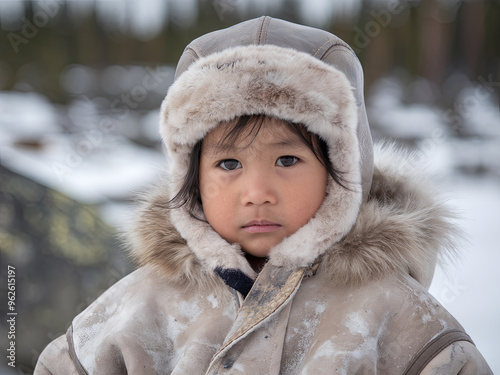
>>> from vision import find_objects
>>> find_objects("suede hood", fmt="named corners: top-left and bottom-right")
top-left (157, 17), bottom-right (376, 280)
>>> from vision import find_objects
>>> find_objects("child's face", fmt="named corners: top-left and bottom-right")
top-left (199, 117), bottom-right (327, 259)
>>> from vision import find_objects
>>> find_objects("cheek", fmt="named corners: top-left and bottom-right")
top-left (200, 188), bottom-right (235, 243)
top-left (309, 176), bottom-right (327, 212)
top-left (199, 169), bottom-right (228, 202)
top-left (288, 171), bottom-right (327, 225)
top-left (291, 190), bottom-right (323, 221)
top-left (199, 172), bottom-right (233, 222)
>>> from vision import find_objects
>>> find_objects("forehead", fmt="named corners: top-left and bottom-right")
top-left (202, 117), bottom-right (308, 154)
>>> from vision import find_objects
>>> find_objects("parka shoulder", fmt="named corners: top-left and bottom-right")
top-left (285, 272), bottom-right (471, 374)
top-left (44, 267), bottom-right (237, 374)
top-left (421, 341), bottom-right (493, 375)
top-left (35, 334), bottom-right (80, 375)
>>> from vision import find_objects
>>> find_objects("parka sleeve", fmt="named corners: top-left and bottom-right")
top-left (419, 341), bottom-right (492, 375)
top-left (34, 334), bottom-right (83, 375)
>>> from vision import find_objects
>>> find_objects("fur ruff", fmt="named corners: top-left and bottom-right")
top-left (128, 142), bottom-right (461, 290)
top-left (159, 45), bottom-right (363, 278)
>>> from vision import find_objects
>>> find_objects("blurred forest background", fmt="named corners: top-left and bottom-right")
top-left (0, 0), bottom-right (499, 373)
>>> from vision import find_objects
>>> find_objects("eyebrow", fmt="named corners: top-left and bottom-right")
top-left (202, 136), bottom-right (307, 156)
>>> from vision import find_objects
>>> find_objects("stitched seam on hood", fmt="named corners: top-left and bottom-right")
top-left (255, 16), bottom-right (271, 45)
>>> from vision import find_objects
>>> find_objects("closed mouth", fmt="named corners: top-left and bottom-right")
top-left (242, 220), bottom-right (281, 233)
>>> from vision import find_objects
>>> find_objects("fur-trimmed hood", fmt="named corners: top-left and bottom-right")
top-left (129, 16), bottom-right (459, 291)
top-left (157, 16), bottom-right (376, 282)
top-left (129, 142), bottom-right (459, 290)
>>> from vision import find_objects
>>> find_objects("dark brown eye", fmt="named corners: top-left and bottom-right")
top-left (276, 156), bottom-right (298, 167)
top-left (219, 159), bottom-right (241, 170)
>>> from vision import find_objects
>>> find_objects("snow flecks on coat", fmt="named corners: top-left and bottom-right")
top-left (303, 337), bottom-right (378, 375)
top-left (302, 309), bottom-right (380, 374)
top-left (282, 300), bottom-right (327, 374)
top-left (422, 313), bottom-right (432, 323)
top-left (206, 294), bottom-right (219, 309)
top-left (344, 311), bottom-right (371, 337)
top-left (73, 273), bottom-right (140, 373)
top-left (232, 362), bottom-right (246, 373)
top-left (74, 320), bottom-right (105, 374)
top-left (137, 327), bottom-right (179, 375)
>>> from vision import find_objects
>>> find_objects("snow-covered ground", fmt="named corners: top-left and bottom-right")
top-left (0, 90), bottom-right (166, 225)
top-left (430, 174), bottom-right (500, 372)
top-left (1, 72), bottom-right (499, 372)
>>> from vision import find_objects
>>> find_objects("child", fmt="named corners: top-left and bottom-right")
top-left (35, 16), bottom-right (492, 374)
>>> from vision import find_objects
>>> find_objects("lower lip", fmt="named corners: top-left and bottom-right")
top-left (243, 224), bottom-right (281, 233)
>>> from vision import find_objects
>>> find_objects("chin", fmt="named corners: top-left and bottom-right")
top-left (241, 237), bottom-right (285, 258)
top-left (243, 246), bottom-right (274, 259)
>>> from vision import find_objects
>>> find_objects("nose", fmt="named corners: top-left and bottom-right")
top-left (240, 169), bottom-right (278, 206)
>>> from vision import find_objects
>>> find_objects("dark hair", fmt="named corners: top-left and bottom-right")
top-left (169, 114), bottom-right (350, 220)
